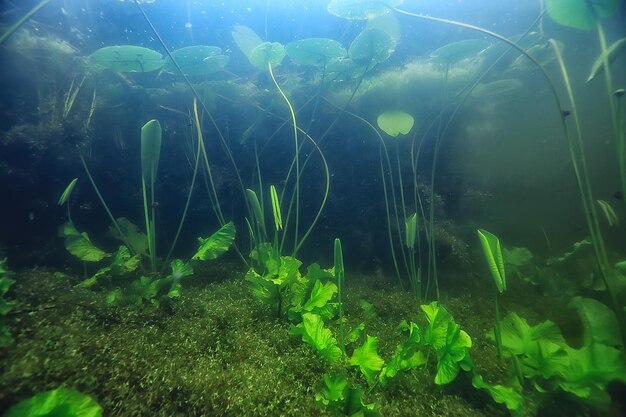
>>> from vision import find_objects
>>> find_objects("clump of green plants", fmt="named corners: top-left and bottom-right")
top-left (493, 297), bottom-right (626, 412)
top-left (3, 386), bottom-right (102, 417)
top-left (0, 258), bottom-right (16, 346)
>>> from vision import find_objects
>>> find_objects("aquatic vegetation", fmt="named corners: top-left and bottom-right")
top-left (3, 387), bottom-right (102, 417)
top-left (140, 119), bottom-right (162, 273)
top-left (0, 0), bottom-right (51, 45)
top-left (586, 37), bottom-right (626, 83)
top-left (0, 258), bottom-right (15, 346)
top-left (376, 110), bottom-right (414, 137)
top-left (327, 0), bottom-right (403, 20)
top-left (285, 38), bottom-right (346, 67)
top-left (89, 45), bottom-right (164, 73)
top-left (162, 45), bottom-right (228, 77)
top-left (546, 0), bottom-right (620, 30)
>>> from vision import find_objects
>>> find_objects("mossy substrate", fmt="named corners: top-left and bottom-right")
top-left (0, 262), bottom-right (594, 416)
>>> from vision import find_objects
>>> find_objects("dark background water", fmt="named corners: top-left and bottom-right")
top-left (1, 0), bottom-right (625, 279)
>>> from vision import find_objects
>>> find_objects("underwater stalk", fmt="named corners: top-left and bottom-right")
top-left (267, 62), bottom-right (301, 256)
top-left (334, 238), bottom-right (346, 361)
top-left (0, 0), bottom-right (52, 45)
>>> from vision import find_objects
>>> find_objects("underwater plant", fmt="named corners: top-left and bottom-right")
top-left (3, 387), bottom-right (102, 417)
top-left (0, 258), bottom-right (16, 347)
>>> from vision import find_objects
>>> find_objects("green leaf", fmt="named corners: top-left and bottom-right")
top-left (192, 221), bottom-right (236, 261)
top-left (59, 222), bottom-right (110, 262)
top-left (587, 38), bottom-right (626, 83)
top-left (249, 42), bottom-right (285, 70)
top-left (569, 297), bottom-right (622, 348)
top-left (404, 212), bottom-right (417, 249)
top-left (429, 39), bottom-right (491, 65)
top-left (108, 217), bottom-right (148, 255)
top-left (289, 313), bottom-right (342, 364)
top-left (434, 322), bottom-right (472, 385)
top-left (246, 268), bottom-right (281, 309)
top-left (79, 246), bottom-right (140, 288)
top-left (231, 25), bottom-right (263, 60)
top-left (270, 185), bottom-right (282, 231)
top-left (315, 373), bottom-right (348, 406)
top-left (380, 321), bottom-right (425, 385)
top-left (546, 0), bottom-right (619, 30)
top-left (349, 335), bottom-right (385, 385)
top-left (170, 259), bottom-right (193, 280)
top-left (348, 28), bottom-right (395, 65)
top-left (90, 45), bottom-right (164, 73)
top-left (4, 387), bottom-right (103, 417)
top-left (58, 178), bottom-right (78, 206)
top-left (141, 119), bottom-right (162, 184)
top-left (477, 229), bottom-right (506, 293)
top-left (286, 38), bottom-right (346, 66)
top-left (472, 374), bottom-right (524, 413)
top-left (377, 110), bottom-right (414, 137)
top-left (347, 322), bottom-right (366, 344)
top-left (334, 238), bottom-right (345, 288)
top-left (559, 343), bottom-right (626, 407)
top-left (303, 279), bottom-right (338, 311)
top-left (163, 45), bottom-right (229, 76)
top-left (421, 301), bottom-right (453, 350)
top-left (327, 0), bottom-right (404, 20)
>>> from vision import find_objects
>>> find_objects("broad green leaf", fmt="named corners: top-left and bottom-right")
top-left (569, 297), bottom-right (622, 348)
top-left (108, 217), bottom-right (148, 255)
top-left (141, 119), bottom-right (162, 184)
top-left (327, 0), bottom-right (404, 20)
top-left (349, 335), bottom-right (385, 385)
top-left (472, 374), bottom-right (524, 413)
top-left (559, 343), bottom-right (626, 407)
top-left (245, 189), bottom-right (267, 240)
top-left (348, 28), bottom-right (395, 65)
top-left (421, 301), bottom-right (453, 350)
top-left (546, 0), bottom-right (619, 30)
top-left (232, 25), bottom-right (263, 60)
top-left (316, 373), bottom-right (348, 406)
top-left (347, 323), bottom-right (366, 344)
top-left (377, 110), bottom-right (414, 137)
top-left (170, 259), bottom-right (193, 279)
top-left (270, 185), bottom-right (282, 231)
top-left (79, 246), bottom-right (140, 288)
top-left (404, 213), bottom-right (417, 249)
top-left (289, 313), bottom-right (342, 363)
top-left (587, 38), bottom-right (626, 83)
top-left (192, 221), bottom-right (236, 260)
top-left (60, 222), bottom-right (109, 262)
top-left (434, 322), bottom-right (472, 385)
top-left (477, 229), bottom-right (506, 293)
top-left (4, 387), bottom-right (103, 417)
top-left (58, 178), bottom-right (78, 205)
top-left (90, 45), bottom-right (164, 73)
top-left (303, 279), bottom-right (338, 311)
top-left (366, 11), bottom-right (401, 42)
top-left (430, 39), bottom-right (491, 65)
top-left (286, 38), bottom-right (346, 66)
top-left (163, 45), bottom-right (228, 76)
top-left (246, 268), bottom-right (281, 309)
top-left (380, 321), bottom-right (425, 385)
top-left (249, 42), bottom-right (285, 70)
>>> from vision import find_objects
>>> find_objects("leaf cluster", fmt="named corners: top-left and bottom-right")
top-left (0, 258), bottom-right (16, 346)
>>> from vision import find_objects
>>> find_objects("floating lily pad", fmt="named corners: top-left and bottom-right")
top-left (90, 45), bottom-right (164, 73)
top-left (232, 25), bottom-right (263, 59)
top-left (377, 110), bottom-right (414, 137)
top-left (546, 0), bottom-right (619, 30)
top-left (327, 0), bottom-right (404, 20)
top-left (366, 11), bottom-right (401, 42)
top-left (430, 39), bottom-right (491, 65)
top-left (163, 45), bottom-right (229, 76)
top-left (349, 28), bottom-right (395, 65)
top-left (249, 41), bottom-right (285, 70)
top-left (286, 38), bottom-right (346, 66)
top-left (473, 79), bottom-right (523, 99)
top-left (509, 40), bottom-right (563, 72)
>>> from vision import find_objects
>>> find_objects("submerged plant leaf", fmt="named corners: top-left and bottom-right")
top-left (79, 245), bottom-right (140, 288)
top-left (569, 297), bottom-right (622, 348)
top-left (4, 387), bottom-right (103, 417)
top-left (285, 38), bottom-right (346, 66)
top-left (163, 45), bottom-right (229, 76)
top-left (249, 42), bottom-right (285, 70)
top-left (170, 259), bottom-right (193, 280)
top-left (348, 28), bottom-right (395, 65)
top-left (289, 312), bottom-right (342, 363)
top-left (472, 374), bottom-right (524, 413)
top-left (434, 321), bottom-right (472, 385)
top-left (90, 45), bottom-right (164, 73)
top-left (316, 373), bottom-right (348, 406)
top-left (377, 110), bottom-right (414, 137)
top-left (380, 321), bottom-right (425, 385)
top-left (108, 217), bottom-right (148, 255)
top-left (327, 0), bottom-right (403, 20)
top-left (587, 38), bottom-right (626, 83)
top-left (59, 222), bottom-right (109, 262)
top-left (429, 39), bottom-right (491, 65)
top-left (597, 199), bottom-right (619, 226)
top-left (192, 221), bottom-right (235, 261)
top-left (140, 119), bottom-right (162, 184)
top-left (477, 229), bottom-right (506, 293)
top-left (546, 0), bottom-right (619, 30)
top-left (349, 335), bottom-right (385, 385)
top-left (58, 178), bottom-right (78, 206)
top-left (232, 25), bottom-right (263, 60)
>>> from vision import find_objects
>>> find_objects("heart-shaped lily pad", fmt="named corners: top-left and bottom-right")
top-left (327, 0), bottom-right (404, 20)
top-left (90, 45), bottom-right (164, 73)
top-left (377, 110), bottom-right (414, 137)
top-left (249, 42), bottom-right (286, 70)
top-left (546, 0), bottom-right (619, 30)
top-left (349, 28), bottom-right (395, 65)
top-left (164, 45), bottom-right (229, 76)
top-left (286, 38), bottom-right (346, 66)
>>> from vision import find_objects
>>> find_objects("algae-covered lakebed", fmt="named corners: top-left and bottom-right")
top-left (1, 262), bottom-right (590, 417)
